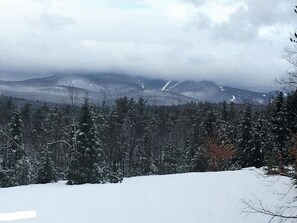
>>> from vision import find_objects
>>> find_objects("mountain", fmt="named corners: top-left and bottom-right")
top-left (0, 73), bottom-right (277, 105)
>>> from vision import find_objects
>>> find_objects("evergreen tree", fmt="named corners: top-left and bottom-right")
top-left (252, 117), bottom-right (268, 168)
top-left (271, 92), bottom-right (291, 164)
top-left (160, 134), bottom-right (177, 174)
top-left (67, 96), bottom-right (104, 185)
top-left (10, 110), bottom-right (25, 164)
top-left (113, 97), bottom-right (134, 177)
top-left (286, 90), bottom-right (297, 134)
top-left (20, 103), bottom-right (32, 144)
top-left (37, 146), bottom-right (57, 184)
top-left (226, 102), bottom-right (238, 143)
top-left (229, 102), bottom-right (237, 121)
top-left (138, 130), bottom-right (156, 175)
top-left (238, 103), bottom-right (254, 167)
top-left (221, 101), bottom-right (228, 121)
top-left (15, 156), bottom-right (32, 186)
top-left (204, 110), bottom-right (217, 138)
top-left (0, 166), bottom-right (14, 188)
top-left (31, 106), bottom-right (47, 154)
top-left (97, 103), bottom-right (123, 183)
top-left (191, 146), bottom-right (208, 172)
top-left (185, 110), bottom-right (208, 172)
top-left (0, 98), bottom-right (15, 125)
top-left (0, 110), bottom-right (32, 187)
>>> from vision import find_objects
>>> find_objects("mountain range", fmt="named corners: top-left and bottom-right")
top-left (0, 73), bottom-right (277, 105)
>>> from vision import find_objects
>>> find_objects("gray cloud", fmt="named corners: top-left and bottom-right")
top-left (40, 13), bottom-right (76, 29)
top-left (0, 0), bottom-right (295, 91)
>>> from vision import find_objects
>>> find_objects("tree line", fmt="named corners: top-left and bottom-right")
top-left (0, 90), bottom-right (296, 187)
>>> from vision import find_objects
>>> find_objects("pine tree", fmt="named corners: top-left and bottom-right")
top-left (97, 104), bottom-right (123, 183)
top-left (186, 110), bottom-right (208, 172)
top-left (0, 110), bottom-right (32, 187)
top-left (286, 90), bottom-right (297, 134)
top-left (238, 103), bottom-right (254, 167)
top-left (221, 101), bottom-right (228, 121)
top-left (252, 117), bottom-right (268, 168)
top-left (37, 146), bottom-right (57, 184)
top-left (44, 106), bottom-right (69, 177)
top-left (226, 102), bottom-right (238, 143)
top-left (113, 97), bottom-right (133, 177)
top-left (10, 111), bottom-right (25, 164)
top-left (191, 146), bottom-right (208, 172)
top-left (271, 92), bottom-right (291, 165)
top-left (31, 106), bottom-right (47, 154)
top-left (125, 97), bottom-right (149, 176)
top-left (204, 110), bottom-right (217, 138)
top-left (0, 166), bottom-right (14, 187)
top-left (138, 130), bottom-right (155, 176)
top-left (161, 135), bottom-right (177, 174)
top-left (67, 96), bottom-right (104, 185)
top-left (0, 98), bottom-right (15, 125)
top-left (15, 156), bottom-right (32, 186)
top-left (229, 102), bottom-right (237, 121)
top-left (20, 103), bottom-right (32, 144)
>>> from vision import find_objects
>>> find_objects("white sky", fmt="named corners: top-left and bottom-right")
top-left (0, 0), bottom-right (295, 91)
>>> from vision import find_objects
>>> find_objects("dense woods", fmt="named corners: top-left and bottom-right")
top-left (0, 90), bottom-right (297, 187)
top-left (0, 5), bottom-right (296, 188)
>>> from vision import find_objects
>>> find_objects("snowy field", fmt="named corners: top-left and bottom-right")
top-left (0, 168), bottom-right (295, 223)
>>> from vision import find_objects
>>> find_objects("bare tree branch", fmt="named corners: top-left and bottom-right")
top-left (242, 196), bottom-right (297, 223)
top-left (46, 140), bottom-right (72, 149)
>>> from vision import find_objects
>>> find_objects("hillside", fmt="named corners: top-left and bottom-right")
top-left (0, 168), bottom-right (295, 223)
top-left (0, 73), bottom-right (276, 105)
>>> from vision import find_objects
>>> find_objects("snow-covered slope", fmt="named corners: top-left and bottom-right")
top-left (0, 168), bottom-right (295, 223)
top-left (0, 73), bottom-right (277, 105)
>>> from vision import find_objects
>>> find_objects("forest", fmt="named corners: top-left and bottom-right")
top-left (0, 89), bottom-right (296, 188)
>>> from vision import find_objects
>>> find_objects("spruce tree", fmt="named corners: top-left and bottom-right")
top-left (37, 146), bottom-right (57, 184)
top-left (221, 101), bottom-right (228, 121)
top-left (286, 90), bottom-right (297, 134)
top-left (252, 117), bottom-right (268, 168)
top-left (10, 111), bottom-right (25, 164)
top-left (67, 96), bottom-right (104, 185)
top-left (161, 135), bottom-right (177, 174)
top-left (97, 103), bottom-right (123, 183)
top-left (0, 110), bottom-right (32, 187)
top-left (0, 166), bottom-right (13, 188)
top-left (186, 110), bottom-right (208, 172)
top-left (238, 103), bottom-right (254, 167)
top-left (204, 110), bottom-right (217, 138)
top-left (15, 156), bottom-right (32, 186)
top-left (271, 92), bottom-right (290, 165)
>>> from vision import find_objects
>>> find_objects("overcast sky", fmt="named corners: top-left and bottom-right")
top-left (0, 0), bottom-right (295, 91)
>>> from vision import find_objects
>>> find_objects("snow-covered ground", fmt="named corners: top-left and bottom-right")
top-left (0, 168), bottom-right (295, 223)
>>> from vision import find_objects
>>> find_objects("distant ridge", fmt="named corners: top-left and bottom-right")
top-left (0, 73), bottom-right (277, 105)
